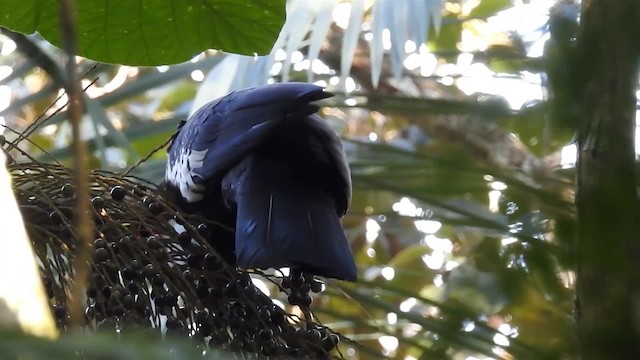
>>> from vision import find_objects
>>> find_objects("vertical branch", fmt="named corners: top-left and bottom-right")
top-left (58, 0), bottom-right (94, 327)
top-left (575, 0), bottom-right (640, 358)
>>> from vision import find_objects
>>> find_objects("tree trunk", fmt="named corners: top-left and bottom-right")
top-left (575, 1), bottom-right (640, 358)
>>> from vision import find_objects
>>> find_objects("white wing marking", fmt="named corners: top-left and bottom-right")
top-left (165, 148), bottom-right (208, 202)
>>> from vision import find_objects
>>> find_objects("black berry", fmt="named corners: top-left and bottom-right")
top-left (91, 196), bottom-right (105, 209)
top-left (148, 202), bottom-right (163, 215)
top-left (61, 184), bottom-right (74, 198)
top-left (93, 247), bottom-right (110, 262)
top-left (110, 186), bottom-right (127, 201)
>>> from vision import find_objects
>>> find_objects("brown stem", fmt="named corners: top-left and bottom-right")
top-left (58, 0), bottom-right (93, 328)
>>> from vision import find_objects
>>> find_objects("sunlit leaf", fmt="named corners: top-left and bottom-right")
top-left (340, 0), bottom-right (365, 84)
top-left (0, 0), bottom-right (286, 65)
top-left (468, 0), bottom-right (512, 18)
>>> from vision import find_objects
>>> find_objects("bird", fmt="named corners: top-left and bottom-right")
top-left (161, 82), bottom-right (357, 282)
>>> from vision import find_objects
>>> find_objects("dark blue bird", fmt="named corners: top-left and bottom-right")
top-left (162, 83), bottom-right (357, 281)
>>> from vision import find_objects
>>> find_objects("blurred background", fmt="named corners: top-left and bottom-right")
top-left (0, 0), bottom-right (585, 358)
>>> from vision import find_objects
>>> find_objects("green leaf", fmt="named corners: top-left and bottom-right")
top-left (0, 327), bottom-right (237, 359)
top-left (468, 0), bottom-right (512, 19)
top-left (0, 0), bottom-right (286, 65)
top-left (427, 16), bottom-right (462, 52)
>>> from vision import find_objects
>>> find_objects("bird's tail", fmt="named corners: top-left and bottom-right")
top-left (230, 159), bottom-right (357, 281)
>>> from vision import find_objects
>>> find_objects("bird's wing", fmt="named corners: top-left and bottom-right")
top-left (304, 115), bottom-right (352, 216)
top-left (165, 83), bottom-right (332, 203)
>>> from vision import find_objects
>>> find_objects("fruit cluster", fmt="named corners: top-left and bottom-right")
top-left (11, 161), bottom-right (344, 359)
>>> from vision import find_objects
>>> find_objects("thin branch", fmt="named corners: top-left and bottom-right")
top-left (57, 0), bottom-right (93, 328)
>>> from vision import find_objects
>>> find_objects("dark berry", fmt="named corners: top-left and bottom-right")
top-left (105, 262), bottom-right (120, 281)
top-left (291, 274), bottom-right (305, 288)
top-left (300, 282), bottom-right (311, 293)
top-left (148, 202), bottom-right (163, 215)
top-left (269, 309), bottom-right (285, 326)
top-left (196, 223), bottom-right (209, 237)
top-left (111, 306), bottom-right (125, 317)
top-left (0, 135), bottom-right (5, 146)
top-left (258, 328), bottom-right (274, 342)
top-left (182, 269), bottom-right (194, 282)
top-left (152, 274), bottom-right (165, 287)
top-left (231, 303), bottom-right (246, 318)
top-left (154, 293), bottom-right (166, 307)
top-left (204, 254), bottom-right (221, 270)
top-left (237, 275), bottom-right (251, 288)
top-left (243, 285), bottom-right (259, 299)
top-left (87, 287), bottom-right (98, 299)
top-left (101, 287), bottom-right (111, 298)
top-left (281, 277), bottom-right (292, 289)
top-left (229, 339), bottom-right (243, 351)
top-left (186, 253), bottom-right (203, 268)
top-left (142, 196), bottom-right (154, 207)
top-left (272, 325), bottom-right (283, 336)
top-left (210, 283), bottom-right (224, 297)
top-left (288, 292), bottom-right (312, 307)
top-left (287, 292), bottom-right (301, 306)
top-left (60, 207), bottom-right (74, 219)
top-left (122, 294), bottom-right (135, 309)
top-left (146, 235), bottom-right (162, 250)
top-left (327, 334), bottom-right (340, 347)
top-left (109, 289), bottom-right (123, 303)
top-left (229, 315), bottom-right (244, 330)
top-left (308, 328), bottom-right (322, 341)
top-left (194, 309), bottom-right (208, 324)
top-left (93, 247), bottom-right (110, 262)
top-left (196, 284), bottom-right (210, 298)
top-left (224, 282), bottom-right (239, 298)
top-left (94, 238), bottom-right (107, 249)
top-left (53, 305), bottom-right (66, 319)
top-left (154, 249), bottom-right (168, 261)
top-left (166, 317), bottom-right (181, 330)
top-left (299, 294), bottom-right (313, 307)
top-left (258, 307), bottom-right (271, 320)
top-left (110, 242), bottom-right (119, 255)
top-left (110, 186), bottom-right (126, 201)
top-left (116, 236), bottom-right (132, 249)
top-left (164, 292), bottom-right (178, 307)
top-left (48, 211), bottom-right (63, 225)
top-left (134, 299), bottom-right (147, 313)
top-left (91, 274), bottom-right (105, 288)
top-left (126, 281), bottom-right (139, 293)
top-left (177, 232), bottom-right (191, 247)
top-left (122, 266), bottom-right (135, 281)
top-left (199, 322), bottom-right (212, 337)
top-left (91, 196), bottom-right (105, 209)
top-left (61, 184), bottom-right (74, 198)
top-left (143, 264), bottom-right (156, 278)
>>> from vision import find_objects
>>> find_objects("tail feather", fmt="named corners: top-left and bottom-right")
top-left (229, 158), bottom-right (357, 281)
